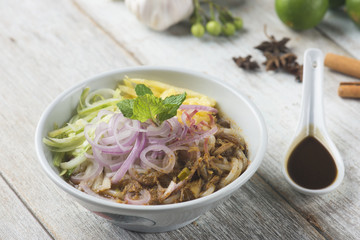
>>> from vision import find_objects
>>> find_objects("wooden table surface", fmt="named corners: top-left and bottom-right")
top-left (1, 0), bottom-right (360, 239)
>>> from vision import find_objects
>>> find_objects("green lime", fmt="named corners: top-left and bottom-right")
top-left (329, 0), bottom-right (345, 8)
top-left (346, 0), bottom-right (360, 27)
top-left (275, 0), bottom-right (329, 30)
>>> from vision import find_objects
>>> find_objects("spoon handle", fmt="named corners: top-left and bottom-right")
top-left (299, 48), bottom-right (325, 135)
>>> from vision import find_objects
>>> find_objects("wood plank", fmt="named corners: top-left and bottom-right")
top-left (0, 175), bottom-right (51, 240)
top-left (72, 0), bottom-right (360, 239)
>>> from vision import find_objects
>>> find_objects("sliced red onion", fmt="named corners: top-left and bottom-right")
top-left (114, 129), bottom-right (138, 151)
top-left (188, 110), bottom-right (198, 119)
top-left (108, 112), bottom-right (125, 129)
top-left (87, 127), bottom-right (132, 155)
top-left (109, 159), bottom-right (125, 171)
top-left (92, 147), bottom-right (124, 167)
top-left (111, 132), bottom-right (146, 183)
top-left (147, 135), bottom-right (176, 145)
top-left (93, 109), bottom-right (114, 123)
top-left (167, 117), bottom-right (182, 134)
top-left (140, 145), bottom-right (175, 174)
top-left (180, 112), bottom-right (189, 139)
top-left (168, 125), bottom-right (218, 148)
top-left (99, 135), bottom-right (116, 145)
top-left (125, 120), bottom-right (148, 133)
top-left (179, 105), bottom-right (218, 113)
top-left (124, 189), bottom-right (151, 205)
top-left (146, 121), bottom-right (171, 137)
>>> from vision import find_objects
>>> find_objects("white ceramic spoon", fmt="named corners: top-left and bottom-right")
top-left (283, 48), bottom-right (345, 195)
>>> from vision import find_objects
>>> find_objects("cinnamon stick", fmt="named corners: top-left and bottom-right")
top-left (324, 53), bottom-right (360, 79)
top-left (338, 82), bottom-right (360, 98)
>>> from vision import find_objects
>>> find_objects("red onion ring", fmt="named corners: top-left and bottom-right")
top-left (179, 105), bottom-right (218, 113)
top-left (124, 189), bottom-right (151, 205)
top-left (168, 125), bottom-right (218, 148)
top-left (140, 144), bottom-right (176, 173)
top-left (111, 132), bottom-right (146, 183)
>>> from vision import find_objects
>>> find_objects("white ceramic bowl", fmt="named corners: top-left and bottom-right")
top-left (35, 67), bottom-right (267, 232)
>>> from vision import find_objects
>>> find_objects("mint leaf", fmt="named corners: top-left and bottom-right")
top-left (157, 93), bottom-right (187, 122)
top-left (163, 92), bottom-right (187, 105)
top-left (132, 95), bottom-right (165, 123)
top-left (135, 84), bottom-right (153, 96)
top-left (117, 99), bottom-right (134, 118)
top-left (117, 84), bottom-right (186, 125)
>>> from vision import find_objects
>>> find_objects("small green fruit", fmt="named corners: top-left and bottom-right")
top-left (206, 20), bottom-right (222, 36)
top-left (191, 23), bottom-right (205, 38)
top-left (233, 17), bottom-right (243, 30)
top-left (222, 22), bottom-right (236, 36)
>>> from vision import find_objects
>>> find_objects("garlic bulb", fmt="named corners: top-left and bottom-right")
top-left (125, 0), bottom-right (194, 31)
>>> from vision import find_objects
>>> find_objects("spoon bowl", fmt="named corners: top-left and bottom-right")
top-left (283, 48), bottom-right (344, 195)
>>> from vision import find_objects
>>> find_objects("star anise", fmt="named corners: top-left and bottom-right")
top-left (232, 26), bottom-right (303, 82)
top-left (285, 63), bottom-right (303, 82)
top-left (263, 52), bottom-right (281, 71)
top-left (255, 36), bottom-right (290, 55)
top-left (279, 53), bottom-right (297, 67)
top-left (233, 55), bottom-right (259, 70)
top-left (279, 53), bottom-right (303, 82)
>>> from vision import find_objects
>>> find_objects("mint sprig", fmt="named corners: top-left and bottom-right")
top-left (117, 84), bottom-right (186, 126)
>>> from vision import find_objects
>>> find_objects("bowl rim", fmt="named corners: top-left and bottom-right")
top-left (35, 66), bottom-right (267, 211)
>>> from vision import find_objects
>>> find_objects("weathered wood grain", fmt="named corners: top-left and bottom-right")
top-left (0, 0), bottom-right (359, 239)
top-left (0, 175), bottom-right (51, 240)
top-left (318, 9), bottom-right (360, 59)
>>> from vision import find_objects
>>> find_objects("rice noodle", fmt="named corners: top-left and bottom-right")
top-left (219, 157), bottom-right (243, 188)
top-left (200, 184), bottom-right (216, 197)
top-left (79, 181), bottom-right (114, 201)
top-left (162, 193), bottom-right (181, 204)
top-left (71, 161), bottom-right (103, 183)
top-left (159, 181), bottom-right (177, 202)
top-left (140, 145), bottom-right (176, 173)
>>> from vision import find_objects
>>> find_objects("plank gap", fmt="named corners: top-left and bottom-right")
top-left (71, 0), bottom-right (143, 65)
top-left (0, 171), bottom-right (55, 240)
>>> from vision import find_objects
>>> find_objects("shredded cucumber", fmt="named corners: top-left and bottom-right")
top-left (43, 87), bottom-right (123, 175)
